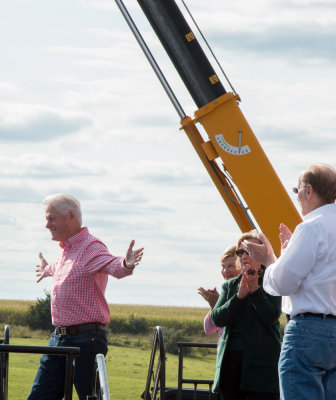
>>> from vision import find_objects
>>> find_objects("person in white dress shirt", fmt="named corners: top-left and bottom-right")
top-left (242, 163), bottom-right (336, 400)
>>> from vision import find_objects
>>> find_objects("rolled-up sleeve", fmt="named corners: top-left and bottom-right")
top-left (263, 223), bottom-right (317, 296)
top-left (82, 241), bottom-right (133, 279)
top-left (204, 312), bottom-right (218, 335)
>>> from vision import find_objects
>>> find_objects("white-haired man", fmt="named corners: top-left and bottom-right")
top-left (27, 194), bottom-right (144, 400)
top-left (242, 163), bottom-right (336, 400)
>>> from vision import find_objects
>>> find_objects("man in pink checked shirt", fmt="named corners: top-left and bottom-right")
top-left (27, 193), bottom-right (144, 400)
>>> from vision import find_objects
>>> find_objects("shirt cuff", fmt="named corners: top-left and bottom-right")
top-left (44, 265), bottom-right (53, 276)
top-left (123, 258), bottom-right (135, 270)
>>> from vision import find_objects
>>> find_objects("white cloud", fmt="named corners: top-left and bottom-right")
top-left (126, 159), bottom-right (209, 186)
top-left (0, 210), bottom-right (17, 226)
top-left (0, 0), bottom-right (334, 306)
top-left (0, 103), bottom-right (92, 141)
top-left (77, 0), bottom-right (119, 11)
top-left (0, 82), bottom-right (19, 98)
top-left (0, 182), bottom-right (40, 203)
top-left (0, 153), bottom-right (109, 178)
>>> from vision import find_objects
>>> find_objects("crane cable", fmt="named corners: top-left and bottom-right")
top-left (178, 1), bottom-right (255, 226)
top-left (210, 161), bottom-right (256, 229)
top-left (180, 0), bottom-right (237, 97)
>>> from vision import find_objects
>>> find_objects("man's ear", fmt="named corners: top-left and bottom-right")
top-left (68, 211), bottom-right (76, 221)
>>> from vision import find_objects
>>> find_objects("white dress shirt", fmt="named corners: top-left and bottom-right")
top-left (263, 203), bottom-right (336, 316)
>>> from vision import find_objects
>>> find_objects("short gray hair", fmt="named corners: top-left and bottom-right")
top-left (301, 163), bottom-right (336, 204)
top-left (43, 194), bottom-right (82, 225)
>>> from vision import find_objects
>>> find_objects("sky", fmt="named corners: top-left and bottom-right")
top-left (0, 0), bottom-right (335, 307)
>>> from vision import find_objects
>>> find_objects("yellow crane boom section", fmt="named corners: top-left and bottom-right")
top-left (181, 92), bottom-right (302, 256)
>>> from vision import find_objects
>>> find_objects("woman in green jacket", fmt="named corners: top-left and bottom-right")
top-left (211, 230), bottom-right (281, 400)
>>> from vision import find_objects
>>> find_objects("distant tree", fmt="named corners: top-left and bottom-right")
top-left (26, 290), bottom-right (53, 332)
top-left (164, 328), bottom-right (191, 355)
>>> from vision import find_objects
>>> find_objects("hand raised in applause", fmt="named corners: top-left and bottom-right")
top-left (237, 273), bottom-right (249, 299)
top-left (124, 240), bottom-right (144, 269)
top-left (36, 252), bottom-right (48, 283)
top-left (198, 287), bottom-right (219, 309)
top-left (279, 223), bottom-right (292, 252)
top-left (237, 265), bottom-right (260, 299)
top-left (241, 232), bottom-right (276, 267)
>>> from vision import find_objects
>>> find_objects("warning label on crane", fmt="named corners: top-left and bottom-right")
top-left (209, 75), bottom-right (219, 84)
top-left (185, 32), bottom-right (195, 42)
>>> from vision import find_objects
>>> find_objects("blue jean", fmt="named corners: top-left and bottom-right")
top-left (279, 315), bottom-right (336, 400)
top-left (26, 329), bottom-right (108, 400)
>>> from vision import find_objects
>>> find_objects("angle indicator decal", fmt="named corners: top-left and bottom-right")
top-left (215, 134), bottom-right (251, 155)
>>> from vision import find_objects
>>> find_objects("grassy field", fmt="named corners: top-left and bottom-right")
top-left (0, 300), bottom-right (209, 318)
top-left (6, 337), bottom-right (218, 400)
top-left (0, 301), bottom-right (218, 399)
top-left (0, 300), bottom-right (34, 310)
top-left (109, 303), bottom-right (209, 319)
top-left (0, 300), bottom-right (286, 399)
top-left (0, 300), bottom-right (286, 324)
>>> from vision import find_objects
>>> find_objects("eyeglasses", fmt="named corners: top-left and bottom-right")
top-left (293, 185), bottom-right (307, 194)
top-left (247, 268), bottom-right (263, 276)
top-left (235, 249), bottom-right (249, 257)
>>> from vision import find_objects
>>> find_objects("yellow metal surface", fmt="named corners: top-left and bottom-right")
top-left (180, 116), bottom-right (254, 234)
top-left (201, 140), bottom-right (218, 161)
top-left (187, 92), bottom-right (302, 256)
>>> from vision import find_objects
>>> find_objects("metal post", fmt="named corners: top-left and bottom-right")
top-left (115, 0), bottom-right (186, 119)
top-left (177, 344), bottom-right (183, 400)
top-left (0, 344), bottom-right (80, 400)
top-left (96, 354), bottom-right (110, 400)
top-left (64, 353), bottom-right (76, 400)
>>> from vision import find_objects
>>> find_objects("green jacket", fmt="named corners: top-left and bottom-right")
top-left (211, 274), bottom-right (281, 394)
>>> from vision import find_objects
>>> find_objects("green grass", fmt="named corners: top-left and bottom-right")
top-left (0, 300), bottom-right (210, 318)
top-left (7, 337), bottom-right (218, 400)
top-left (0, 301), bottom-right (286, 328)
top-left (109, 304), bottom-right (209, 319)
top-left (0, 300), bottom-right (34, 310)
top-left (1, 301), bottom-right (287, 399)
top-left (0, 300), bottom-right (287, 340)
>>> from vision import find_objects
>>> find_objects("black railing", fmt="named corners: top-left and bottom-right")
top-left (143, 326), bottom-right (166, 400)
top-left (0, 328), bottom-right (80, 400)
top-left (176, 342), bottom-right (219, 400)
top-left (0, 325), bottom-right (9, 400)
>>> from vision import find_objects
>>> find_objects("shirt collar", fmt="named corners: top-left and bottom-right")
top-left (59, 227), bottom-right (89, 250)
top-left (303, 203), bottom-right (336, 221)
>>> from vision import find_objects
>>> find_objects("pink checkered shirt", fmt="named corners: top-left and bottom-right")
top-left (44, 227), bottom-right (133, 326)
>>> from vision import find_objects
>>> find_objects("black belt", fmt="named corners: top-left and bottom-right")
top-left (286, 312), bottom-right (336, 322)
top-left (55, 322), bottom-right (105, 336)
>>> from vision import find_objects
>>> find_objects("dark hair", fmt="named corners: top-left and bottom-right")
top-left (237, 229), bottom-right (261, 248)
top-left (237, 230), bottom-right (265, 270)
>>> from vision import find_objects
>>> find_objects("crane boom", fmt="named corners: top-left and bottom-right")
top-left (116, 0), bottom-right (302, 255)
